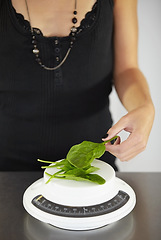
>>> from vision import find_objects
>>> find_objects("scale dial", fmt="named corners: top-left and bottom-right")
top-left (32, 191), bottom-right (129, 218)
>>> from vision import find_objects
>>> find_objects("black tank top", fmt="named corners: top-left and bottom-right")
top-left (0, 0), bottom-right (117, 171)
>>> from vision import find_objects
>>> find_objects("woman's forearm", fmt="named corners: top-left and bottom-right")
top-left (113, 67), bottom-right (155, 113)
top-left (103, 68), bottom-right (155, 161)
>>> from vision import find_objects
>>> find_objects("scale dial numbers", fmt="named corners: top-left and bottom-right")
top-left (32, 191), bottom-right (129, 218)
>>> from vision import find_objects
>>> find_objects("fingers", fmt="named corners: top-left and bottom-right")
top-left (105, 132), bottom-right (146, 161)
top-left (113, 136), bottom-right (121, 145)
top-left (102, 116), bottom-right (131, 142)
top-left (102, 105), bottom-right (154, 162)
top-left (102, 135), bottom-right (121, 147)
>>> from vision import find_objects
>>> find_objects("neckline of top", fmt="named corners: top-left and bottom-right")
top-left (7, 0), bottom-right (101, 41)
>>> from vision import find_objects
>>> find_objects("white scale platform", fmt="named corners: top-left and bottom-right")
top-left (23, 159), bottom-right (136, 230)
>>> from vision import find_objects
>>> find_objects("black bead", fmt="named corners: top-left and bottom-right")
top-left (72, 17), bottom-right (77, 24)
top-left (71, 36), bottom-right (76, 41)
top-left (36, 58), bottom-right (41, 63)
top-left (32, 39), bottom-right (37, 45)
top-left (73, 10), bottom-right (77, 15)
top-left (70, 42), bottom-right (74, 48)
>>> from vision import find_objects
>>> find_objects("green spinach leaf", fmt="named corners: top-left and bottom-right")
top-left (38, 136), bottom-right (118, 185)
top-left (67, 136), bottom-right (118, 169)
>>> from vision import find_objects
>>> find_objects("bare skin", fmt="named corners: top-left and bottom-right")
top-left (103, 0), bottom-right (155, 161)
top-left (11, 0), bottom-right (97, 37)
top-left (11, 0), bottom-right (155, 162)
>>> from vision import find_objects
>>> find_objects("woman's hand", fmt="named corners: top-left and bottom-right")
top-left (102, 103), bottom-right (155, 162)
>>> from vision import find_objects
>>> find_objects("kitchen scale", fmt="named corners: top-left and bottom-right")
top-left (23, 159), bottom-right (136, 230)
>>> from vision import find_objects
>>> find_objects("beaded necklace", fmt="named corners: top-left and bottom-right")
top-left (24, 0), bottom-right (78, 71)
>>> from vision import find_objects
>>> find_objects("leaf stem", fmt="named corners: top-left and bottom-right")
top-left (45, 170), bottom-right (64, 183)
top-left (37, 159), bottom-right (55, 164)
top-left (102, 135), bottom-right (118, 145)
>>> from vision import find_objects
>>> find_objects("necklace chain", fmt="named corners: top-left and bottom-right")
top-left (25, 0), bottom-right (78, 71)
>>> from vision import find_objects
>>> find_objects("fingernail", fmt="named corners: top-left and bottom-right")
top-left (102, 133), bottom-right (109, 139)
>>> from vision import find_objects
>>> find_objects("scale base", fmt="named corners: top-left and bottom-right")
top-left (23, 160), bottom-right (136, 230)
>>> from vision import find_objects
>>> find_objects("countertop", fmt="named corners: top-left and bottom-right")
top-left (0, 171), bottom-right (161, 240)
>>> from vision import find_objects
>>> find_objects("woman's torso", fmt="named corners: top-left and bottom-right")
top-left (0, 0), bottom-right (116, 170)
